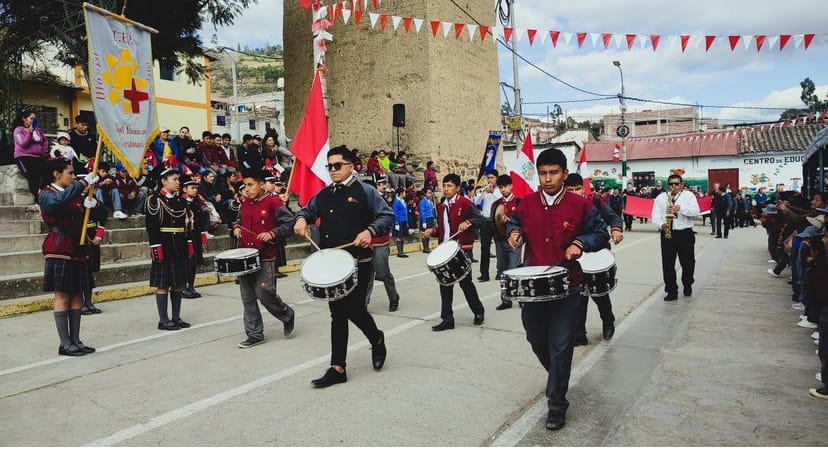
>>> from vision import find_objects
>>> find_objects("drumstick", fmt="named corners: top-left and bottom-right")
top-left (304, 233), bottom-right (322, 252)
top-left (236, 225), bottom-right (275, 242)
top-left (334, 240), bottom-right (357, 250)
top-left (448, 230), bottom-right (463, 240)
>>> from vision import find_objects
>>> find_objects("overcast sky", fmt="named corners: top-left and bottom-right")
top-left (201, 0), bottom-right (828, 125)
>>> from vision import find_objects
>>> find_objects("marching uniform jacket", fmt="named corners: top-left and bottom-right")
top-left (435, 194), bottom-right (484, 251)
top-left (39, 181), bottom-right (92, 261)
top-left (145, 190), bottom-right (193, 261)
top-left (506, 189), bottom-right (609, 287)
top-left (232, 193), bottom-right (295, 262)
top-left (297, 175), bottom-right (394, 262)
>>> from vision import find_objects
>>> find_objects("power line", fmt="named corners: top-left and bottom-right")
top-left (523, 97), bottom-right (617, 105)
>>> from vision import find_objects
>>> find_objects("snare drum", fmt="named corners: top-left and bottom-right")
top-left (500, 266), bottom-right (569, 302)
top-left (425, 240), bottom-right (471, 286)
top-left (214, 248), bottom-right (261, 276)
top-left (299, 249), bottom-right (358, 301)
top-left (578, 249), bottom-right (617, 296)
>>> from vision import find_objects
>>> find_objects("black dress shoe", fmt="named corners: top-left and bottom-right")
top-left (473, 312), bottom-right (485, 326)
top-left (76, 342), bottom-right (96, 354)
top-left (372, 331), bottom-right (386, 370)
top-left (284, 317), bottom-right (295, 338)
top-left (683, 287), bottom-right (692, 297)
top-left (495, 302), bottom-right (512, 310)
top-left (495, 272), bottom-right (502, 280)
top-left (397, 254), bottom-right (409, 258)
top-left (432, 319), bottom-right (455, 331)
top-left (602, 324), bottom-right (615, 341)
top-left (276, 272), bottom-right (288, 279)
top-left (58, 345), bottom-right (86, 357)
top-left (81, 306), bottom-right (94, 315)
top-left (389, 297), bottom-right (399, 312)
top-left (172, 318), bottom-right (191, 328)
top-left (158, 320), bottom-right (181, 331)
top-left (190, 289), bottom-right (202, 298)
top-left (477, 276), bottom-right (490, 282)
top-left (90, 306), bottom-right (102, 314)
top-left (573, 336), bottom-right (588, 347)
top-left (471, 258), bottom-right (479, 263)
top-left (663, 293), bottom-right (678, 301)
top-left (180, 289), bottom-right (198, 299)
top-left (311, 367), bottom-right (347, 388)
top-left (546, 413), bottom-right (566, 431)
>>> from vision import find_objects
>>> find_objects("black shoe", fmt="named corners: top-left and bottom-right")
top-left (546, 412), bottom-right (566, 431)
top-left (81, 306), bottom-right (94, 316)
top-left (284, 317), bottom-right (295, 338)
top-left (238, 336), bottom-right (265, 348)
top-left (311, 367), bottom-right (347, 388)
top-left (172, 318), bottom-right (191, 328)
top-left (603, 324), bottom-right (615, 341)
top-left (471, 258), bottom-right (479, 263)
top-left (477, 276), bottom-right (490, 282)
top-left (683, 287), bottom-right (692, 297)
top-left (190, 289), bottom-right (202, 298)
top-left (58, 345), bottom-right (86, 357)
top-left (389, 297), bottom-right (399, 312)
top-left (573, 336), bottom-right (588, 347)
top-left (715, 235), bottom-right (722, 238)
top-left (397, 254), bottom-right (409, 258)
top-left (372, 331), bottom-right (386, 370)
top-left (90, 306), bottom-right (102, 314)
top-left (495, 272), bottom-right (502, 280)
top-left (473, 312), bottom-right (485, 326)
top-left (663, 293), bottom-right (678, 301)
top-left (724, 235), bottom-right (728, 239)
top-left (76, 342), bottom-right (96, 354)
top-left (180, 289), bottom-right (198, 299)
top-left (495, 302), bottom-right (512, 310)
top-left (158, 320), bottom-right (181, 331)
top-left (432, 319), bottom-right (455, 332)
top-left (422, 249), bottom-right (431, 253)
top-left (276, 272), bottom-right (288, 279)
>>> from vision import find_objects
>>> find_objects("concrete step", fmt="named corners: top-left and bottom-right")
top-left (0, 205), bottom-right (41, 221)
top-left (0, 214), bottom-right (148, 237)
top-left (0, 228), bottom-right (147, 253)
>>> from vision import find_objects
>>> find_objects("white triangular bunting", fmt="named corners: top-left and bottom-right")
top-left (467, 24), bottom-right (478, 41)
top-left (742, 35), bottom-right (752, 51)
top-left (693, 35), bottom-right (702, 50)
top-left (515, 28), bottom-right (525, 43)
top-left (562, 32), bottom-right (573, 47)
top-left (341, 8), bottom-right (351, 24)
top-left (638, 34), bottom-right (647, 49)
top-left (391, 15), bottom-right (401, 31)
top-left (369, 12), bottom-right (379, 29)
top-left (590, 32), bottom-right (600, 48)
top-left (613, 34), bottom-right (624, 49)
top-left (315, 6), bottom-right (328, 21)
top-left (667, 35), bottom-right (678, 49)
top-left (539, 30), bottom-right (547, 44)
top-left (492, 25), bottom-right (502, 41)
top-left (363, 0), bottom-right (369, 10)
top-left (442, 21), bottom-right (452, 38)
top-left (768, 35), bottom-right (779, 50)
top-left (413, 18), bottom-right (424, 34)
top-left (794, 34), bottom-right (804, 50)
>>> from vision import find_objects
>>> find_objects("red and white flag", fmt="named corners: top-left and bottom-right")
top-left (613, 143), bottom-right (621, 162)
top-left (578, 145), bottom-right (591, 195)
top-left (508, 132), bottom-right (539, 198)
top-left (287, 71), bottom-right (332, 206)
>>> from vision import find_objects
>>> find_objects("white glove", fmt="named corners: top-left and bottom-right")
top-left (394, 224), bottom-right (400, 231)
top-left (83, 174), bottom-right (99, 186)
top-left (83, 197), bottom-right (98, 209)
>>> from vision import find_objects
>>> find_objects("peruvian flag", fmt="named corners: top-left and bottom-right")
top-left (613, 143), bottom-right (621, 162)
top-left (578, 145), bottom-right (591, 195)
top-left (508, 132), bottom-right (539, 198)
top-left (287, 71), bottom-right (332, 206)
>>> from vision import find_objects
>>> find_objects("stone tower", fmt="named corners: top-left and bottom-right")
top-left (284, 1), bottom-right (500, 176)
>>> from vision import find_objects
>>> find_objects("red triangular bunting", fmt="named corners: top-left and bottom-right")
top-left (334, 3), bottom-right (342, 22)
top-left (680, 35), bottom-right (690, 52)
top-left (602, 33), bottom-right (612, 49)
top-left (355, 10), bottom-right (363, 25)
top-left (430, 20), bottom-right (440, 37)
top-left (402, 17), bottom-right (412, 33)
top-left (779, 34), bottom-right (791, 50)
top-left (527, 29), bottom-right (537, 46)
top-left (379, 14), bottom-right (388, 31)
top-left (650, 34), bottom-right (660, 51)
top-left (454, 23), bottom-right (464, 39)
top-left (705, 35), bottom-right (716, 51)
top-left (576, 32), bottom-right (587, 48)
top-left (479, 25), bottom-right (489, 41)
top-left (328, 5), bottom-right (334, 21)
top-left (728, 35), bottom-right (740, 51)
top-left (550, 31), bottom-right (560, 47)
top-left (504, 27), bottom-right (513, 42)
top-left (804, 33), bottom-right (815, 50)
top-left (625, 34), bottom-right (636, 50)
top-left (755, 35), bottom-right (766, 52)
top-left (349, 0), bottom-right (355, 12)
top-left (372, 0), bottom-right (378, 9)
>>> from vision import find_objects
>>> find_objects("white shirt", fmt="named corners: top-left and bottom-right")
top-left (473, 188), bottom-right (502, 217)
top-left (651, 190), bottom-right (700, 231)
top-left (541, 187), bottom-right (563, 206)
top-left (442, 195), bottom-right (458, 243)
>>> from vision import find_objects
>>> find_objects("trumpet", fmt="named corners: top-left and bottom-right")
top-left (664, 194), bottom-right (674, 240)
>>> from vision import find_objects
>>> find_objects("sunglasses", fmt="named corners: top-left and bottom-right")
top-left (668, 182), bottom-right (681, 186)
top-left (326, 161), bottom-right (352, 171)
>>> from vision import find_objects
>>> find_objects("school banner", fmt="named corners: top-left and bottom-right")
top-left (84, 4), bottom-right (159, 178)
top-left (476, 133), bottom-right (501, 185)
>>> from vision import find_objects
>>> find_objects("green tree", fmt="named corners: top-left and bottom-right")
top-left (800, 77), bottom-right (828, 112)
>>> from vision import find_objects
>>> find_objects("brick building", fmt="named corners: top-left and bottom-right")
top-left (602, 107), bottom-right (719, 139)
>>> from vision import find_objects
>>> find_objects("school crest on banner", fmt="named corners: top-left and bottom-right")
top-left (84, 4), bottom-right (158, 177)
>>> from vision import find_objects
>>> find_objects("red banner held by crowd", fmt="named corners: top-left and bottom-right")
top-left (623, 196), bottom-right (654, 219)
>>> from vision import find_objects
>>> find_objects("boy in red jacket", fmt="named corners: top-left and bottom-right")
top-left (423, 173), bottom-right (486, 331)
top-left (232, 168), bottom-right (297, 348)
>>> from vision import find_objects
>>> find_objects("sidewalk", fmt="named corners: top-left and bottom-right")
top-left (493, 226), bottom-right (826, 447)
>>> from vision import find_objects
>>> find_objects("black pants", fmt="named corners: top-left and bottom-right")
top-left (15, 156), bottom-right (46, 202)
top-left (478, 221), bottom-right (494, 278)
top-left (329, 261), bottom-right (382, 368)
top-left (573, 293), bottom-right (615, 340)
top-left (623, 214), bottom-right (634, 231)
top-left (715, 210), bottom-right (730, 237)
top-left (661, 228), bottom-right (695, 296)
top-left (440, 254), bottom-right (485, 321)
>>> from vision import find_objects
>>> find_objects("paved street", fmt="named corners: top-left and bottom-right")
top-left (1, 225), bottom-right (825, 446)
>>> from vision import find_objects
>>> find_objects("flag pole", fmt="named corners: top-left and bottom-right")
top-left (79, 137), bottom-right (104, 246)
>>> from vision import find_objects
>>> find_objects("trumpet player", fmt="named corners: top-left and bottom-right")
top-left (651, 174), bottom-right (700, 301)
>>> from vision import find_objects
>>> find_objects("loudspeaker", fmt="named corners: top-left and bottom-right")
top-left (392, 104), bottom-right (406, 128)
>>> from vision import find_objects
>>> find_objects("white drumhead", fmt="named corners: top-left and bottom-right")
top-left (426, 240), bottom-right (461, 267)
top-left (578, 249), bottom-right (615, 272)
top-left (301, 249), bottom-right (355, 285)
top-left (215, 248), bottom-right (259, 259)
top-left (503, 266), bottom-right (566, 278)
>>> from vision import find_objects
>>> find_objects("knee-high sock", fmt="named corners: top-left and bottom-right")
top-left (188, 258), bottom-right (196, 289)
top-left (68, 309), bottom-right (82, 345)
top-left (82, 287), bottom-right (93, 308)
top-left (171, 291), bottom-right (182, 321)
top-left (422, 237), bottom-right (429, 251)
top-left (396, 242), bottom-right (403, 255)
top-left (54, 311), bottom-right (71, 347)
top-left (156, 293), bottom-right (169, 322)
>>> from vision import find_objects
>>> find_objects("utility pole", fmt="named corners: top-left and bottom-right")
top-left (508, 0), bottom-right (521, 118)
top-left (613, 61), bottom-right (628, 185)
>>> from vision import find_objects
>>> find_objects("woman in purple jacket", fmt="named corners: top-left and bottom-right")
top-left (13, 108), bottom-right (49, 203)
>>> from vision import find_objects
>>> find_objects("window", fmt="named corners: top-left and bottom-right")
top-left (30, 105), bottom-right (58, 134)
top-left (248, 120), bottom-right (256, 130)
top-left (159, 64), bottom-right (176, 81)
top-left (216, 115), bottom-right (226, 126)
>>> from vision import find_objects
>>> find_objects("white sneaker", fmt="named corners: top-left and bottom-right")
top-left (800, 314), bottom-right (808, 320)
top-left (768, 259), bottom-right (777, 264)
top-left (818, 373), bottom-right (823, 382)
top-left (813, 332), bottom-right (821, 340)
top-left (798, 319), bottom-right (818, 328)
top-left (113, 210), bottom-right (128, 219)
top-left (768, 269), bottom-right (781, 278)
top-left (792, 302), bottom-right (806, 310)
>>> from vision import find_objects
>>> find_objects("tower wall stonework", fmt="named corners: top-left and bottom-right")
top-left (284, 1), bottom-right (500, 176)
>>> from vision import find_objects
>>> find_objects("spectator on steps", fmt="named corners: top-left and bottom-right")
top-left (13, 107), bottom-right (49, 203)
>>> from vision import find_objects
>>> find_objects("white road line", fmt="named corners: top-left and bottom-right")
top-left (86, 293), bottom-right (502, 447)
top-left (0, 271), bottom-right (432, 378)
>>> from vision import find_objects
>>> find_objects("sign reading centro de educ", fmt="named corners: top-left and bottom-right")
top-left (743, 155), bottom-right (804, 165)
